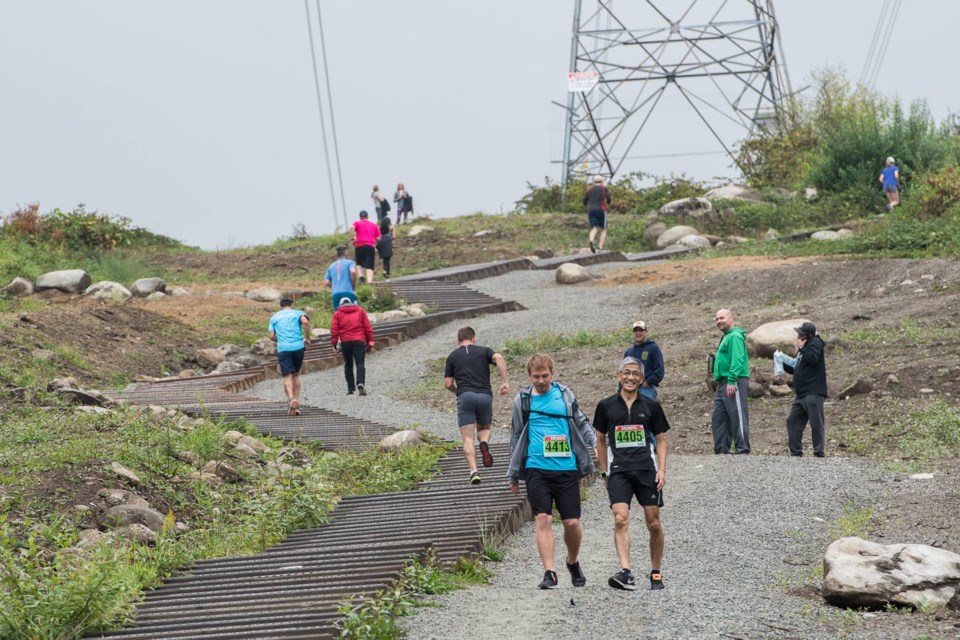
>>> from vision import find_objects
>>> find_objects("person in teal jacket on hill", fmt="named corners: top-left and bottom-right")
top-left (710, 308), bottom-right (750, 454)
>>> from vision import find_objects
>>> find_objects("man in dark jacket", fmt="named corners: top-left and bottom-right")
top-left (582, 175), bottom-right (611, 253)
top-left (783, 321), bottom-right (828, 457)
top-left (624, 320), bottom-right (664, 400)
top-left (330, 298), bottom-right (375, 396)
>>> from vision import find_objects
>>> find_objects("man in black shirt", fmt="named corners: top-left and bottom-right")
top-left (593, 357), bottom-right (670, 591)
top-left (582, 175), bottom-right (611, 253)
top-left (443, 326), bottom-right (510, 485)
top-left (783, 321), bottom-right (828, 457)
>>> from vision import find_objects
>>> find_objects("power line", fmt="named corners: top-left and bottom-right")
top-left (866, 0), bottom-right (902, 90)
top-left (303, 0), bottom-right (343, 230)
top-left (859, 0), bottom-right (890, 86)
top-left (314, 1), bottom-right (347, 227)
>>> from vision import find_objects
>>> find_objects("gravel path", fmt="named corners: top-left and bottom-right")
top-left (399, 454), bottom-right (889, 640)
top-left (247, 265), bottom-right (895, 639)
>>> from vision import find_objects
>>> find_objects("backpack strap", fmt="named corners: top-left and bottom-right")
top-left (520, 391), bottom-right (532, 428)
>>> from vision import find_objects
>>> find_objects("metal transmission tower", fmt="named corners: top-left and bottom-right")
top-left (560, 0), bottom-right (793, 186)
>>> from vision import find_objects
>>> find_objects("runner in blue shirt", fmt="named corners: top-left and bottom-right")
top-left (324, 245), bottom-right (357, 310)
top-left (268, 297), bottom-right (311, 416)
top-left (507, 353), bottom-right (597, 590)
top-left (879, 156), bottom-right (901, 211)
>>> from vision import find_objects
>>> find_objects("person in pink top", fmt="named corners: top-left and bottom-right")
top-left (350, 210), bottom-right (381, 283)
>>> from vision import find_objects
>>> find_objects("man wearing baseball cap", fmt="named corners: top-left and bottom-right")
top-left (624, 320), bottom-right (664, 400)
top-left (782, 321), bottom-right (828, 457)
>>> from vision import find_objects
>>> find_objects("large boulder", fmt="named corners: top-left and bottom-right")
top-left (406, 225), bottom-right (434, 237)
top-left (656, 225), bottom-right (700, 249)
top-left (703, 183), bottom-right (763, 202)
top-left (84, 281), bottom-right (133, 301)
top-left (746, 319), bottom-right (810, 357)
top-left (379, 430), bottom-right (424, 452)
top-left (195, 348), bottom-right (225, 369)
top-left (250, 337), bottom-right (277, 356)
top-left (103, 504), bottom-right (166, 533)
top-left (675, 234), bottom-right (712, 250)
top-left (811, 230), bottom-right (843, 241)
top-left (642, 221), bottom-right (668, 249)
top-left (35, 269), bottom-right (92, 294)
top-left (822, 537), bottom-right (960, 609)
top-left (555, 263), bottom-right (589, 285)
top-left (130, 277), bottom-right (166, 297)
top-left (658, 197), bottom-right (713, 218)
top-left (2, 276), bottom-right (34, 296)
top-left (213, 361), bottom-right (244, 374)
top-left (246, 287), bottom-right (282, 303)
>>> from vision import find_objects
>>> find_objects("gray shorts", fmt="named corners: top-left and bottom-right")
top-left (457, 391), bottom-right (493, 428)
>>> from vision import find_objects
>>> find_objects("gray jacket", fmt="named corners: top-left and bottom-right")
top-left (506, 382), bottom-right (597, 481)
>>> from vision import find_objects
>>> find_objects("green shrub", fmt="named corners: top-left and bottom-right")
top-left (913, 165), bottom-right (960, 216)
top-left (514, 173), bottom-right (707, 216)
top-left (736, 69), bottom-right (959, 199)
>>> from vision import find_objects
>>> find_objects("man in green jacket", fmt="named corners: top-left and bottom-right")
top-left (711, 308), bottom-right (750, 454)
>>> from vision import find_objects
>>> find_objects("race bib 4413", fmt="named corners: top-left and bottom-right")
top-left (614, 425), bottom-right (646, 448)
top-left (543, 435), bottom-right (571, 457)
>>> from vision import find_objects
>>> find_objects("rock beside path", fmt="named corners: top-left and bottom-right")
top-left (35, 269), bottom-right (92, 294)
top-left (555, 263), bottom-right (589, 285)
top-left (822, 537), bottom-right (960, 609)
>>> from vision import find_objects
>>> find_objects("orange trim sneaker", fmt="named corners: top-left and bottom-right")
top-left (650, 570), bottom-right (665, 590)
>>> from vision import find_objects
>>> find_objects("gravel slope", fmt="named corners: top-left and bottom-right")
top-left (247, 265), bottom-right (898, 639)
top-left (399, 455), bottom-right (888, 640)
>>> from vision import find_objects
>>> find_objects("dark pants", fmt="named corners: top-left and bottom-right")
top-left (787, 394), bottom-right (826, 457)
top-left (382, 256), bottom-right (391, 276)
top-left (341, 340), bottom-right (366, 392)
top-left (711, 378), bottom-right (750, 454)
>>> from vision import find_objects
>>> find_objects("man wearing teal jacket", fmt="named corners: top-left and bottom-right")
top-left (711, 308), bottom-right (750, 454)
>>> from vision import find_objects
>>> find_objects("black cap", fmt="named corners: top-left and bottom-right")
top-left (794, 321), bottom-right (817, 337)
top-left (359, 210), bottom-right (369, 218)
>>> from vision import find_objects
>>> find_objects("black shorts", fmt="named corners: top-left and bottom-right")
top-left (587, 209), bottom-right (607, 229)
top-left (355, 244), bottom-right (376, 269)
top-left (607, 468), bottom-right (663, 508)
top-left (525, 468), bottom-right (581, 520)
top-left (277, 348), bottom-right (305, 375)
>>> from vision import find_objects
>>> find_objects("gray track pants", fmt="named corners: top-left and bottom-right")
top-left (787, 394), bottom-right (825, 457)
top-left (711, 378), bottom-right (750, 454)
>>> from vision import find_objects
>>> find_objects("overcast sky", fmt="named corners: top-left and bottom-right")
top-left (1, 1), bottom-right (954, 249)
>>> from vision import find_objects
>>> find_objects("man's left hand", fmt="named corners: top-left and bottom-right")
top-left (498, 382), bottom-right (510, 396)
top-left (725, 383), bottom-right (736, 398)
top-left (655, 470), bottom-right (665, 490)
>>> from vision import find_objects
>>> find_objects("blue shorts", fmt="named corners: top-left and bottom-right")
top-left (277, 349), bottom-right (305, 375)
top-left (588, 209), bottom-right (607, 229)
top-left (332, 291), bottom-right (357, 310)
top-left (456, 391), bottom-right (493, 427)
top-left (883, 185), bottom-right (899, 193)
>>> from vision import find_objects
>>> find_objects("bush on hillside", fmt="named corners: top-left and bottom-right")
top-left (1, 203), bottom-right (180, 252)
top-left (515, 173), bottom-right (706, 216)
top-left (737, 69), bottom-right (959, 200)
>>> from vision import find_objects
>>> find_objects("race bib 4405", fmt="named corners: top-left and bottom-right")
top-left (543, 435), bottom-right (571, 457)
top-left (614, 425), bottom-right (646, 448)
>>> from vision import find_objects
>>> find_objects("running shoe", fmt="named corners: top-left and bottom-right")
top-left (479, 441), bottom-right (493, 468)
top-left (650, 570), bottom-right (665, 590)
top-left (608, 568), bottom-right (636, 591)
top-left (566, 561), bottom-right (587, 587)
top-left (589, 240), bottom-right (596, 254)
top-left (357, 384), bottom-right (366, 397)
top-left (538, 570), bottom-right (559, 590)
top-left (346, 390), bottom-right (354, 395)
top-left (469, 471), bottom-right (482, 485)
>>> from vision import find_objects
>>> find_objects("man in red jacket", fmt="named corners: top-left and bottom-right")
top-left (330, 298), bottom-right (375, 396)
